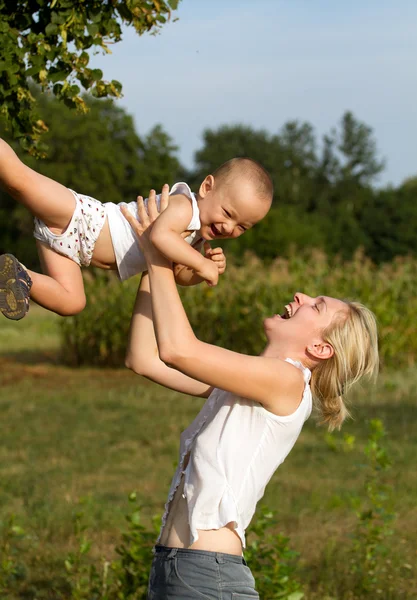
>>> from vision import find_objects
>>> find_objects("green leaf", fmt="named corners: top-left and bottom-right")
top-left (111, 80), bottom-right (123, 93)
top-left (53, 83), bottom-right (63, 94)
top-left (45, 23), bottom-right (59, 36)
top-left (90, 11), bottom-right (102, 24)
top-left (11, 525), bottom-right (25, 536)
top-left (131, 511), bottom-right (141, 526)
top-left (91, 68), bottom-right (103, 81)
top-left (51, 11), bottom-right (66, 25)
top-left (48, 70), bottom-right (68, 83)
top-left (78, 75), bottom-right (93, 90)
top-left (78, 51), bottom-right (90, 67)
top-left (67, 84), bottom-right (81, 97)
top-left (87, 23), bottom-right (99, 36)
top-left (287, 593), bottom-right (304, 600)
top-left (63, 97), bottom-right (75, 108)
top-left (64, 559), bottom-right (73, 572)
top-left (25, 65), bottom-right (41, 77)
top-left (80, 539), bottom-right (91, 555)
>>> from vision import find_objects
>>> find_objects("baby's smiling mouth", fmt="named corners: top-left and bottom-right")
top-left (210, 224), bottom-right (221, 237)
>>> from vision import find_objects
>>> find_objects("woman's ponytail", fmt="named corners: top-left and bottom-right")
top-left (310, 301), bottom-right (379, 430)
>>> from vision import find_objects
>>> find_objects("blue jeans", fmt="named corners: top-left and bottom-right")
top-left (147, 545), bottom-right (260, 599)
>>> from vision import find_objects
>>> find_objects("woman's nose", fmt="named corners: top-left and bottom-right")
top-left (294, 292), bottom-right (310, 304)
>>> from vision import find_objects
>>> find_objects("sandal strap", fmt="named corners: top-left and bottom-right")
top-left (17, 263), bottom-right (33, 292)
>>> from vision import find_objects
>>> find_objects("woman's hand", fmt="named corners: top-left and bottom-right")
top-left (121, 185), bottom-right (170, 265)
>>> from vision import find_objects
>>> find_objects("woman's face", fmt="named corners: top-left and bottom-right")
top-left (264, 292), bottom-right (348, 354)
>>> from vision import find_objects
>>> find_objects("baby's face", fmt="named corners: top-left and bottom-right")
top-left (198, 178), bottom-right (270, 241)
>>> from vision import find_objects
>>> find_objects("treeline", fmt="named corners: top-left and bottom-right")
top-left (1, 92), bottom-right (416, 267)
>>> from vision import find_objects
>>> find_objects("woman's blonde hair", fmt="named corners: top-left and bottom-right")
top-left (310, 301), bottom-right (379, 431)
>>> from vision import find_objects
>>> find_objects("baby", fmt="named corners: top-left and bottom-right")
top-left (0, 138), bottom-right (272, 320)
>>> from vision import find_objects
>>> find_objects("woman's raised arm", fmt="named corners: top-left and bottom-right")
top-left (124, 186), bottom-right (212, 397)
top-left (144, 257), bottom-right (303, 413)
top-left (125, 271), bottom-right (213, 398)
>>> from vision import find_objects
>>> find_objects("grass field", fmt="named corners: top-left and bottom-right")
top-left (0, 305), bottom-right (416, 599)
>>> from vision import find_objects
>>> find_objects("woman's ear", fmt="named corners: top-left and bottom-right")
top-left (307, 341), bottom-right (334, 361)
top-left (199, 175), bottom-right (214, 199)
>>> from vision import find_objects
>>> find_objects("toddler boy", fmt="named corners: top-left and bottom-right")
top-left (0, 139), bottom-right (272, 320)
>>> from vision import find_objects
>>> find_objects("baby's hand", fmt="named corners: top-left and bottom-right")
top-left (204, 243), bottom-right (226, 276)
top-left (195, 256), bottom-right (219, 287)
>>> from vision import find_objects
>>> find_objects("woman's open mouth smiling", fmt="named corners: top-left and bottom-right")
top-left (281, 304), bottom-right (292, 319)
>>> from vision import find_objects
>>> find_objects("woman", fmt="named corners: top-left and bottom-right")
top-left (123, 189), bottom-right (379, 599)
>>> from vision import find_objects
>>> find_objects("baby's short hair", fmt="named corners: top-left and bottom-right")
top-left (212, 158), bottom-right (273, 204)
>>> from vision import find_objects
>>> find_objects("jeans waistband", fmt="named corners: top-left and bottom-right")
top-left (153, 544), bottom-right (246, 565)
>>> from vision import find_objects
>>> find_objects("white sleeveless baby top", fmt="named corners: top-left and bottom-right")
top-left (158, 359), bottom-right (312, 548)
top-left (105, 182), bottom-right (201, 281)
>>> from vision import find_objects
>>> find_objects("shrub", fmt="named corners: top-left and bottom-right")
top-left (349, 419), bottom-right (396, 596)
top-left (245, 507), bottom-right (304, 600)
top-left (63, 494), bottom-right (158, 599)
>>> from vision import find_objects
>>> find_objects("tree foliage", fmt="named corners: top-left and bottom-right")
top-left (0, 0), bottom-right (179, 154)
top-left (187, 112), bottom-right (385, 212)
top-left (185, 111), bottom-right (413, 262)
top-left (0, 92), bottom-right (181, 268)
top-left (1, 101), bottom-right (415, 267)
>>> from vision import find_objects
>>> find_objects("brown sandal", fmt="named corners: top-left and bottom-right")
top-left (0, 254), bottom-right (32, 320)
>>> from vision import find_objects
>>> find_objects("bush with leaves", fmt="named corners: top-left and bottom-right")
top-left (63, 493), bottom-right (159, 600)
top-left (245, 507), bottom-right (304, 600)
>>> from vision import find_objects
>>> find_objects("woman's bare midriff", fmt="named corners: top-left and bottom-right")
top-left (159, 456), bottom-right (243, 556)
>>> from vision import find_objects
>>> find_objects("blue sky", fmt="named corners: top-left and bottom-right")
top-left (92, 0), bottom-right (417, 187)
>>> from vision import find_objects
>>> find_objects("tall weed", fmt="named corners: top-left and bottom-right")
top-left (245, 507), bottom-right (304, 600)
top-left (349, 419), bottom-right (396, 596)
top-left (0, 516), bottom-right (27, 595)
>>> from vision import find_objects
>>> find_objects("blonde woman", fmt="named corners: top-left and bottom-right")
top-left (124, 189), bottom-right (379, 600)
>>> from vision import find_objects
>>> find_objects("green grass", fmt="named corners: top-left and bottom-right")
top-left (0, 303), bottom-right (60, 359)
top-left (0, 307), bottom-right (416, 598)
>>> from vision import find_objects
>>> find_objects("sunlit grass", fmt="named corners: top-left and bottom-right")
top-left (0, 303), bottom-right (60, 358)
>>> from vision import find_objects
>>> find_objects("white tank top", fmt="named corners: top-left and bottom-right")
top-left (105, 182), bottom-right (201, 281)
top-left (158, 359), bottom-right (312, 548)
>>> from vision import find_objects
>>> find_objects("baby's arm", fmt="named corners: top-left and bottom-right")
top-left (150, 194), bottom-right (219, 286)
top-left (174, 245), bottom-right (227, 286)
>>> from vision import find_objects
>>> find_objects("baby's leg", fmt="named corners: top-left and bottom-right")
top-left (0, 139), bottom-right (89, 316)
top-left (28, 242), bottom-right (87, 316)
top-left (0, 138), bottom-right (75, 231)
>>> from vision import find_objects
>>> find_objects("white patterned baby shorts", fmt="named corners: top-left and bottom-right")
top-left (33, 189), bottom-right (107, 267)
